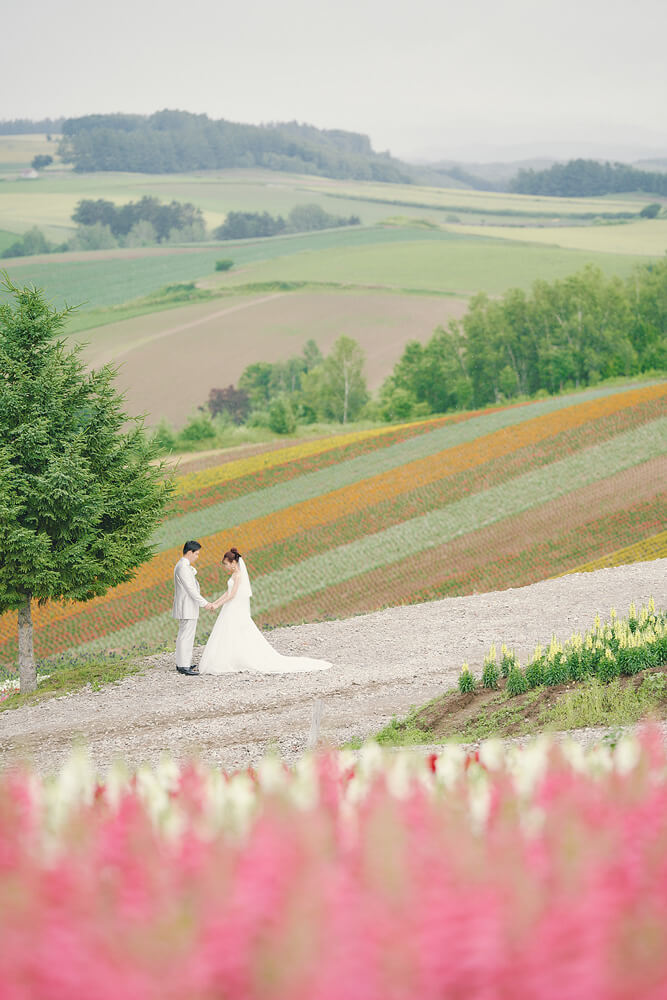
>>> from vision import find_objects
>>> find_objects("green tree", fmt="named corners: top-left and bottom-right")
top-left (0, 278), bottom-right (171, 691)
top-left (319, 336), bottom-right (368, 423)
top-left (268, 395), bottom-right (296, 434)
top-left (302, 338), bottom-right (323, 372)
top-left (1, 227), bottom-right (53, 259)
top-left (239, 362), bottom-right (274, 409)
top-left (69, 222), bottom-right (118, 251)
top-left (125, 220), bottom-right (157, 247)
top-left (626, 257), bottom-right (667, 370)
top-left (31, 154), bottom-right (53, 170)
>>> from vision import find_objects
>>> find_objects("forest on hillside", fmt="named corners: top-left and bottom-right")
top-left (510, 159), bottom-right (667, 197)
top-left (56, 111), bottom-right (413, 181)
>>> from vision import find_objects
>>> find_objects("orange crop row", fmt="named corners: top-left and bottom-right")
top-left (258, 481), bottom-right (665, 626)
top-left (1, 383), bottom-right (664, 646)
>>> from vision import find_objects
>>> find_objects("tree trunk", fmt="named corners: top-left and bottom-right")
top-left (18, 597), bottom-right (36, 693)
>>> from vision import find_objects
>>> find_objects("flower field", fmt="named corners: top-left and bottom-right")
top-left (563, 529), bottom-right (667, 576)
top-left (0, 381), bottom-right (665, 665)
top-left (2, 734), bottom-right (667, 998)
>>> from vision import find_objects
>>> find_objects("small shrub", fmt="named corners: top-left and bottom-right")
top-left (178, 413), bottom-right (217, 446)
top-left (565, 646), bottom-right (587, 681)
top-left (500, 645), bottom-right (518, 679)
top-left (506, 666), bottom-right (528, 697)
top-left (151, 419), bottom-right (177, 451)
top-left (268, 396), bottom-right (296, 435)
top-left (482, 659), bottom-right (499, 690)
top-left (215, 259), bottom-right (234, 271)
top-left (544, 654), bottom-right (569, 687)
top-left (458, 664), bottom-right (476, 694)
top-left (525, 658), bottom-right (545, 688)
top-left (598, 650), bottom-right (621, 684)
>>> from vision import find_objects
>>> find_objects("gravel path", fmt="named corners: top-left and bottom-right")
top-left (1, 561), bottom-right (665, 775)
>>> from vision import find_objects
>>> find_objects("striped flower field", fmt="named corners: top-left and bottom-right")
top-left (1, 381), bottom-right (665, 666)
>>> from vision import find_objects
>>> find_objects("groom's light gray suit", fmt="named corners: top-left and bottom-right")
top-left (172, 557), bottom-right (209, 669)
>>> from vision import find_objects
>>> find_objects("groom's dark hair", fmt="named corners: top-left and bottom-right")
top-left (183, 540), bottom-right (202, 555)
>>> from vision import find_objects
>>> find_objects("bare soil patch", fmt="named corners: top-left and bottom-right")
top-left (0, 560), bottom-right (664, 776)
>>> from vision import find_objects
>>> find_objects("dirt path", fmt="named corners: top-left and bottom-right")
top-left (1, 561), bottom-right (665, 775)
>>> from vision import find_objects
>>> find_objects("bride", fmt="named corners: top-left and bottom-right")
top-left (198, 548), bottom-right (332, 675)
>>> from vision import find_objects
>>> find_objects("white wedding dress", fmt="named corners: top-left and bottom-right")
top-left (198, 559), bottom-right (332, 675)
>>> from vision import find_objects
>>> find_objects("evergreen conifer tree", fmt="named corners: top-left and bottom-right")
top-left (0, 277), bottom-right (172, 691)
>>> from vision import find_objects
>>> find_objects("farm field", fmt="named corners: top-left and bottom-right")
top-left (454, 218), bottom-right (667, 255)
top-left (77, 290), bottom-right (469, 426)
top-left (290, 173), bottom-right (642, 217)
top-left (562, 529), bottom-right (667, 575)
top-left (0, 133), bottom-right (57, 173)
top-left (2, 220), bottom-right (651, 430)
top-left (1, 159), bottom-right (663, 432)
top-left (2, 224), bottom-right (648, 317)
top-left (211, 236), bottom-right (648, 295)
top-left (0, 380), bottom-right (664, 667)
top-left (1, 226), bottom-right (457, 309)
top-left (0, 158), bottom-right (645, 237)
top-left (0, 170), bottom-right (401, 240)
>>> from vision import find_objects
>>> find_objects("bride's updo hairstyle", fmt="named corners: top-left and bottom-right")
top-left (222, 547), bottom-right (241, 564)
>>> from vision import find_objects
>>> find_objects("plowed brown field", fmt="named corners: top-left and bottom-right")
top-left (78, 291), bottom-right (468, 425)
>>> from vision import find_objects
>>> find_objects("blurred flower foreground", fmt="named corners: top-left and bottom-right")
top-left (2, 735), bottom-right (667, 998)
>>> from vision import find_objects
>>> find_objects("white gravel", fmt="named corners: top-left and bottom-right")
top-left (1, 560), bottom-right (665, 775)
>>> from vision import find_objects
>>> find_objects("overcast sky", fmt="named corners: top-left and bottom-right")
top-left (4, 0), bottom-right (666, 161)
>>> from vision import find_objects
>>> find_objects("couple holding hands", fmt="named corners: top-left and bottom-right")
top-left (172, 541), bottom-right (332, 676)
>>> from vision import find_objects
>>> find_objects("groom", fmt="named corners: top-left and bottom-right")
top-left (173, 540), bottom-right (214, 676)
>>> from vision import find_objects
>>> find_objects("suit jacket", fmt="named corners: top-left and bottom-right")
top-left (172, 557), bottom-right (209, 619)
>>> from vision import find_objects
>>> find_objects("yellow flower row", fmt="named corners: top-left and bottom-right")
top-left (561, 530), bottom-right (667, 577)
top-left (2, 383), bottom-right (662, 645)
top-left (174, 419), bottom-right (442, 496)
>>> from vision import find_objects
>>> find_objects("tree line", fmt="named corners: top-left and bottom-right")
top-left (1, 198), bottom-right (361, 259)
top-left (214, 204), bottom-right (360, 239)
top-left (381, 259), bottom-right (666, 419)
top-left (0, 195), bottom-right (205, 257)
top-left (57, 110), bottom-right (412, 182)
top-left (161, 257), bottom-right (666, 448)
top-left (72, 196), bottom-right (206, 243)
top-left (0, 118), bottom-right (63, 134)
top-left (510, 159), bottom-right (667, 198)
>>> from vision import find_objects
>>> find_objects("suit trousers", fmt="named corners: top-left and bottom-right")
top-left (175, 618), bottom-right (198, 669)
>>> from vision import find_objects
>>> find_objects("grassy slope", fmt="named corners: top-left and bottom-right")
top-left (296, 175), bottom-right (641, 216)
top-left (0, 227), bottom-right (458, 310)
top-left (454, 218), bottom-right (667, 256)
top-left (213, 236), bottom-right (649, 296)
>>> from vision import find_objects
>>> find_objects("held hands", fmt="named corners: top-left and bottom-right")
top-left (205, 602), bottom-right (216, 611)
